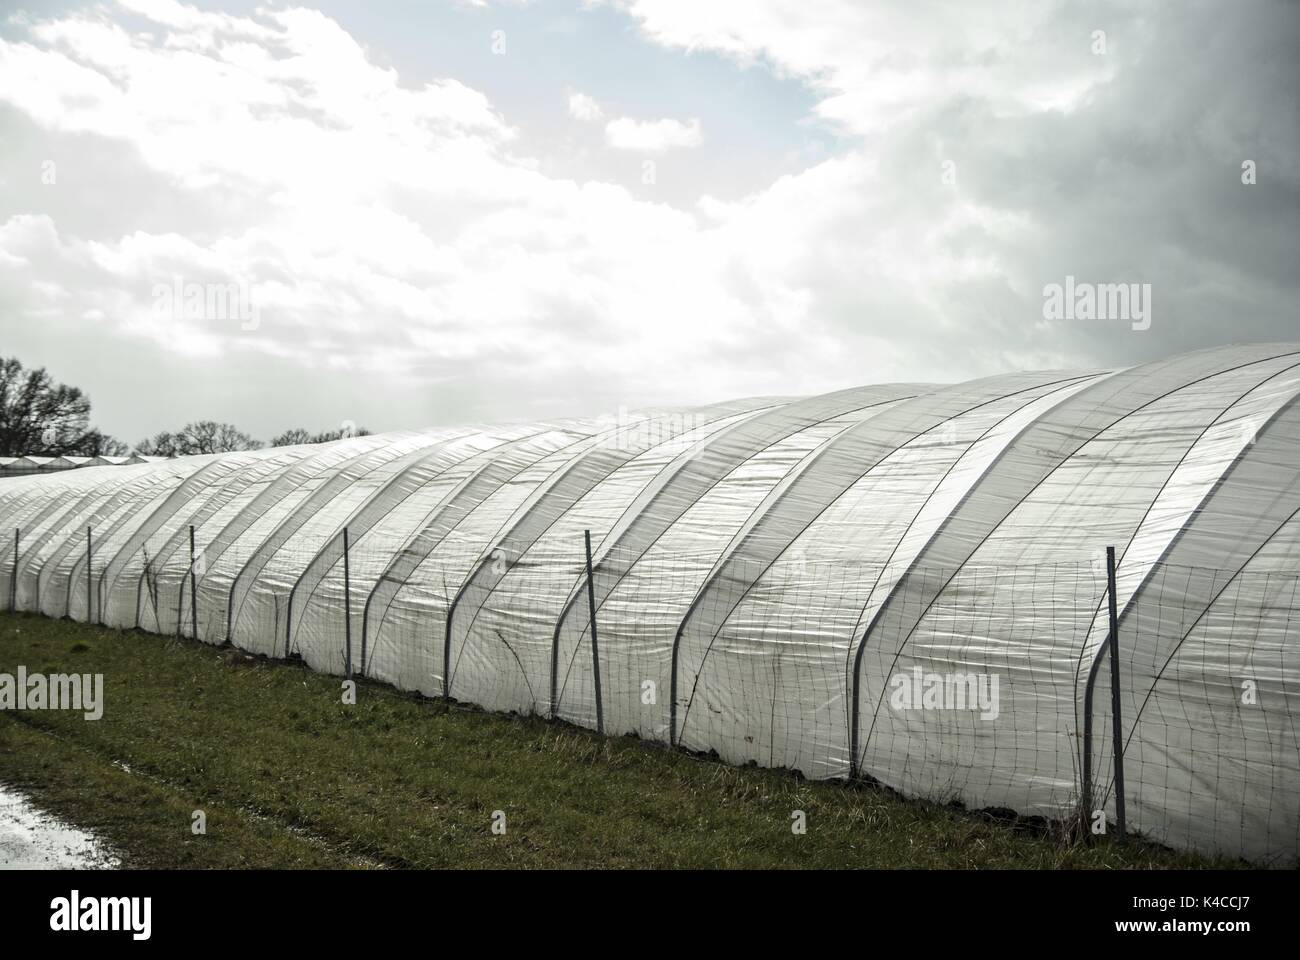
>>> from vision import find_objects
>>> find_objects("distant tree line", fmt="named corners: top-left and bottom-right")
top-left (134, 423), bottom-right (371, 456)
top-left (1, 356), bottom-right (369, 458)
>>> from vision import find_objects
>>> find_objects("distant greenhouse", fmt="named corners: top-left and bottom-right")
top-left (0, 453), bottom-right (165, 478)
top-left (2, 342), bottom-right (1297, 864)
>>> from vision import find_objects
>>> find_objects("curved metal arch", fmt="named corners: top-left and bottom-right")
top-left (153, 447), bottom-right (324, 632)
top-left (31, 460), bottom-right (207, 618)
top-left (443, 398), bottom-right (779, 703)
top-left (1065, 356), bottom-right (1300, 696)
top-left (547, 382), bottom-right (927, 719)
top-left (0, 472), bottom-right (94, 538)
top-left (358, 429), bottom-right (600, 673)
top-left (30, 487), bottom-right (125, 606)
top-left (282, 424), bottom-right (556, 656)
top-left (96, 449), bottom-right (283, 620)
top-left (10, 464), bottom-right (164, 593)
top-left (0, 474), bottom-right (122, 607)
top-left (1082, 384), bottom-right (1300, 804)
top-left (849, 342), bottom-right (1300, 777)
top-left (225, 431), bottom-right (476, 649)
top-left (0, 478), bottom-right (45, 516)
top-left (0, 488), bottom-right (50, 533)
top-left (179, 432), bottom-right (404, 638)
top-left (0, 478), bottom-right (46, 514)
top-left (836, 375), bottom-right (1107, 686)
top-left (7, 482), bottom-right (99, 543)
top-left (59, 459), bottom-right (217, 619)
top-left (668, 370), bottom-right (1087, 746)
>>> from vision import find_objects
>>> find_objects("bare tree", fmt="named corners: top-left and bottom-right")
top-left (311, 426), bottom-right (370, 442)
top-left (74, 429), bottom-right (130, 457)
top-left (0, 356), bottom-right (124, 456)
top-left (268, 425), bottom-right (372, 448)
top-left (135, 421), bottom-right (262, 456)
top-left (134, 431), bottom-right (182, 457)
top-left (181, 420), bottom-right (262, 454)
top-left (269, 428), bottom-right (313, 447)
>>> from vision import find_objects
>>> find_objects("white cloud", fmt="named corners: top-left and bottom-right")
top-left (612, 0), bottom-right (1299, 359)
top-left (604, 115), bottom-right (702, 151)
top-left (567, 91), bottom-right (603, 121)
top-left (0, 2), bottom-right (775, 437)
top-left (0, 0), bottom-right (1295, 442)
top-left (615, 0), bottom-right (1116, 135)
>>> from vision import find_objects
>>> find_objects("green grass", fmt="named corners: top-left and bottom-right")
top-left (0, 611), bottom-right (1231, 869)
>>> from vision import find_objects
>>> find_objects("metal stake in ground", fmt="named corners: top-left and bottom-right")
top-left (86, 526), bottom-right (93, 623)
top-left (189, 525), bottom-right (199, 640)
top-left (1081, 553), bottom-right (1103, 829)
top-left (343, 527), bottom-right (352, 681)
top-left (9, 528), bottom-right (17, 614)
top-left (1106, 545), bottom-right (1127, 840)
top-left (585, 529), bottom-right (604, 735)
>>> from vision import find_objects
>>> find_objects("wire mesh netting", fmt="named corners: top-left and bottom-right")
top-left (2, 341), bottom-right (1299, 865)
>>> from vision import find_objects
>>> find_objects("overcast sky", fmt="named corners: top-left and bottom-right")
top-left (1, 0), bottom-right (1296, 445)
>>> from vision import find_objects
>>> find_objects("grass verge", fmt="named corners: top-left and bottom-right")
top-left (0, 611), bottom-right (1231, 869)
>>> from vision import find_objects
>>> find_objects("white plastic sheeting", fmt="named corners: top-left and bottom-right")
top-left (1, 342), bottom-right (1298, 864)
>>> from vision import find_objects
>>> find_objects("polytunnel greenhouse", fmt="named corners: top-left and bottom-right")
top-left (2, 341), bottom-right (1298, 864)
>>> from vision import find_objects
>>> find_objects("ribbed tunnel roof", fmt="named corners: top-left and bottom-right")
top-left (3, 342), bottom-right (1298, 864)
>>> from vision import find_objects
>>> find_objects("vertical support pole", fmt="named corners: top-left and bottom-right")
top-left (443, 603), bottom-right (453, 702)
top-left (9, 528), bottom-right (17, 613)
top-left (86, 526), bottom-right (93, 623)
top-left (360, 600), bottom-right (369, 680)
top-left (189, 525), bottom-right (199, 640)
top-left (1082, 667), bottom-right (1095, 827)
top-left (343, 527), bottom-right (352, 681)
top-left (585, 530), bottom-right (604, 735)
top-left (283, 594), bottom-right (293, 659)
top-left (1106, 545), bottom-right (1127, 841)
top-left (669, 635), bottom-right (680, 747)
